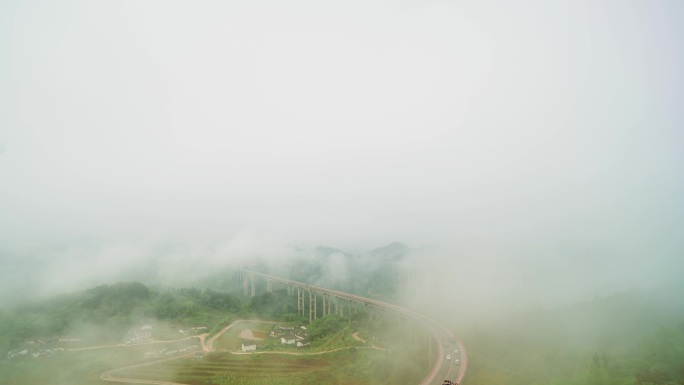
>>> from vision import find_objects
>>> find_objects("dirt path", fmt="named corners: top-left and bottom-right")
top-left (198, 333), bottom-right (209, 352)
top-left (230, 346), bottom-right (385, 355)
top-left (205, 320), bottom-right (241, 352)
top-left (351, 331), bottom-right (386, 350)
top-left (100, 320), bottom-right (382, 385)
top-left (68, 335), bottom-right (203, 352)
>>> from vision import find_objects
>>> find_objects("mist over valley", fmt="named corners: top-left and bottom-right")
top-left (1, 1), bottom-right (683, 384)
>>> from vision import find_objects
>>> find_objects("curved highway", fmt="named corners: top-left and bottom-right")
top-left (237, 269), bottom-right (467, 385)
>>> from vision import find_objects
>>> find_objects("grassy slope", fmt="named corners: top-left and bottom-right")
top-left (453, 288), bottom-right (684, 385)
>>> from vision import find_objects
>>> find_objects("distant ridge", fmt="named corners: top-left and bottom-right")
top-left (367, 242), bottom-right (408, 261)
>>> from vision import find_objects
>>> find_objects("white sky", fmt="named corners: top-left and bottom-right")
top-left (1, 1), bottom-right (682, 261)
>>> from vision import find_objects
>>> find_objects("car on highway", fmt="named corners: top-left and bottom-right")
top-left (454, 349), bottom-right (459, 353)
top-left (446, 354), bottom-right (451, 360)
top-left (454, 359), bottom-right (460, 364)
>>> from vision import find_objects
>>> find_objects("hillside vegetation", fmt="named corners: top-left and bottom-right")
top-left (0, 282), bottom-right (244, 351)
top-left (458, 288), bottom-right (684, 385)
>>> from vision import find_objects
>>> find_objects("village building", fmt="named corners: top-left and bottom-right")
top-left (58, 337), bottom-right (82, 342)
top-left (280, 336), bottom-right (296, 345)
top-left (241, 343), bottom-right (257, 352)
top-left (125, 326), bottom-right (153, 344)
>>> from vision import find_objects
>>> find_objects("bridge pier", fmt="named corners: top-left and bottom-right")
top-left (329, 296), bottom-right (333, 316)
top-left (297, 287), bottom-right (304, 317)
top-left (309, 289), bottom-right (316, 322)
top-left (322, 293), bottom-right (333, 317)
top-left (243, 273), bottom-right (249, 297)
top-left (238, 273), bottom-right (366, 323)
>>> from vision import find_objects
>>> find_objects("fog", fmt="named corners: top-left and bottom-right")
top-left (1, 0), bottom-right (683, 312)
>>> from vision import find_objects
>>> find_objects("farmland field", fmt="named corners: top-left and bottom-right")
top-left (110, 349), bottom-right (397, 385)
top-left (1, 346), bottom-right (151, 385)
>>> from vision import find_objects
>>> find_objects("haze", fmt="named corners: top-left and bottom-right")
top-left (1, 1), bottom-right (683, 306)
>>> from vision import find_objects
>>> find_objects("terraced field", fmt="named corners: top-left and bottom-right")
top-left (111, 350), bottom-right (380, 385)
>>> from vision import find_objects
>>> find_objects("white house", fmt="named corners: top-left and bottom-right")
top-left (280, 336), bottom-right (296, 345)
top-left (241, 343), bottom-right (257, 352)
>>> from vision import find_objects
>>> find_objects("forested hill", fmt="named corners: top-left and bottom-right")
top-left (0, 282), bottom-right (295, 358)
top-left (461, 286), bottom-right (684, 385)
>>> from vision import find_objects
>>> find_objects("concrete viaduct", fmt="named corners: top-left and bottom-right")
top-left (235, 268), bottom-right (467, 385)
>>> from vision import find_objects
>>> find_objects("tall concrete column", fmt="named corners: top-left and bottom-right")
top-left (309, 290), bottom-right (316, 322)
top-left (243, 273), bottom-right (249, 297)
top-left (250, 274), bottom-right (255, 297)
top-left (297, 287), bottom-right (304, 317)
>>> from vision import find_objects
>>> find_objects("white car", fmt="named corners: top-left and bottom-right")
top-left (454, 349), bottom-right (459, 354)
top-left (455, 359), bottom-right (460, 364)
top-left (446, 354), bottom-right (451, 360)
